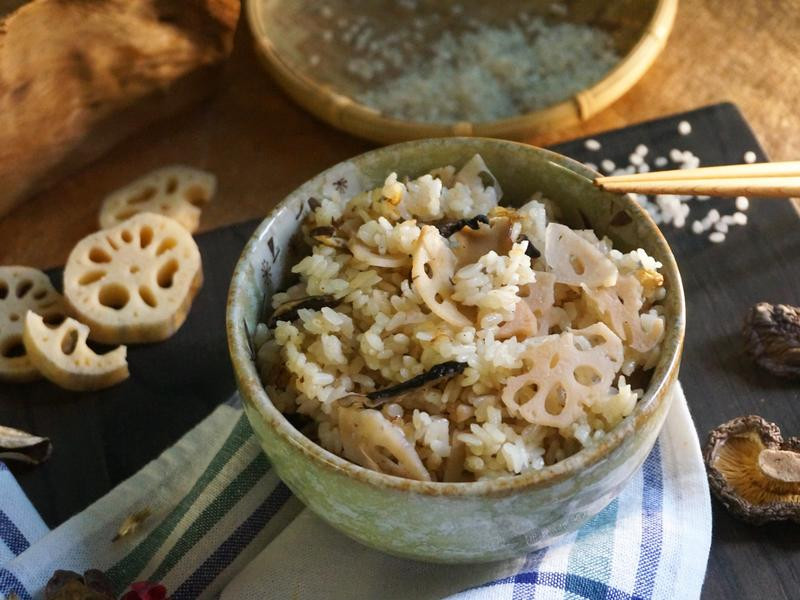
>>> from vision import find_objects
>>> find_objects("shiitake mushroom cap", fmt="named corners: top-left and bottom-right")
top-left (704, 415), bottom-right (800, 525)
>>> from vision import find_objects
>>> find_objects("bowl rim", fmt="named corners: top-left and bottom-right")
top-left (226, 137), bottom-right (686, 497)
top-left (245, 0), bottom-right (679, 144)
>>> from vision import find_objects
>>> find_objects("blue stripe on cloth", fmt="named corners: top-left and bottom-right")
top-left (510, 571), bottom-right (637, 600)
top-left (170, 482), bottom-right (292, 600)
top-left (511, 545), bottom-right (547, 600)
top-left (0, 568), bottom-right (31, 600)
top-left (0, 510), bottom-right (30, 557)
top-left (632, 442), bottom-right (664, 600)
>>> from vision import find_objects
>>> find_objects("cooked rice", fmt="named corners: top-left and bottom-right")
top-left (256, 155), bottom-right (667, 482)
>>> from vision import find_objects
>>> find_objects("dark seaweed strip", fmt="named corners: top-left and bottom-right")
top-left (436, 215), bottom-right (490, 238)
top-left (267, 295), bottom-right (340, 328)
top-left (364, 361), bottom-right (467, 406)
top-left (517, 234), bottom-right (541, 258)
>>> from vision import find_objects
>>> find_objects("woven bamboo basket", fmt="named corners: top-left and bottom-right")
top-left (247, 0), bottom-right (678, 144)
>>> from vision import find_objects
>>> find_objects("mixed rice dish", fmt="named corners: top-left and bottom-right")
top-left (254, 155), bottom-right (666, 482)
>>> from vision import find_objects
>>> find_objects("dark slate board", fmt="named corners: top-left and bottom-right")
top-left (0, 103), bottom-right (797, 600)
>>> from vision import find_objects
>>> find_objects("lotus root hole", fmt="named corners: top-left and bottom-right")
top-left (15, 280), bottom-right (32, 298)
top-left (423, 263), bottom-right (433, 278)
top-left (60, 329), bottom-right (78, 355)
top-left (549, 353), bottom-right (560, 368)
top-left (574, 365), bottom-right (602, 386)
top-left (544, 384), bottom-right (567, 416)
top-left (185, 186), bottom-right (208, 207)
top-left (569, 255), bottom-right (585, 275)
top-left (89, 247), bottom-right (112, 263)
top-left (165, 177), bottom-right (178, 194)
top-left (157, 259), bottom-right (179, 289)
top-left (434, 292), bottom-right (444, 303)
top-left (0, 281), bottom-right (7, 300)
top-left (99, 283), bottom-right (130, 310)
top-left (43, 313), bottom-right (66, 327)
top-left (115, 208), bottom-right (139, 222)
top-left (121, 230), bottom-right (133, 243)
top-left (514, 385), bottom-right (537, 405)
top-left (79, 270), bottom-right (106, 285)
top-left (156, 238), bottom-right (177, 256)
top-left (106, 236), bottom-right (119, 251)
top-left (130, 266), bottom-right (140, 274)
top-left (140, 226), bottom-right (153, 249)
top-left (1, 336), bottom-right (25, 358)
top-left (8, 313), bottom-right (19, 322)
top-left (139, 286), bottom-right (157, 308)
top-left (129, 186), bottom-right (157, 204)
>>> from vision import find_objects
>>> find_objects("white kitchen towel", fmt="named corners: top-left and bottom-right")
top-left (0, 384), bottom-right (711, 599)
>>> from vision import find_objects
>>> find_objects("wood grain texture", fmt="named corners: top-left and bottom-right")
top-left (1, 0), bottom-right (799, 269)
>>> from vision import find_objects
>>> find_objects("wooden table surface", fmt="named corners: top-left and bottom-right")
top-left (1, 0), bottom-right (799, 269)
top-left (1, 1), bottom-right (799, 599)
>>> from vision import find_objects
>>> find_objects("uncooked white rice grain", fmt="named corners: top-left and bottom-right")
top-left (709, 231), bottom-right (726, 243)
top-left (743, 151), bottom-right (757, 163)
top-left (654, 156), bottom-right (668, 167)
top-left (691, 220), bottom-right (704, 234)
top-left (601, 159), bottom-right (616, 173)
top-left (678, 120), bottom-right (692, 135)
top-left (733, 211), bottom-right (748, 225)
top-left (629, 153), bottom-right (644, 166)
top-left (735, 196), bottom-right (750, 211)
top-left (669, 149), bottom-right (683, 162)
top-left (584, 139), bottom-right (601, 151)
top-left (635, 144), bottom-right (649, 156)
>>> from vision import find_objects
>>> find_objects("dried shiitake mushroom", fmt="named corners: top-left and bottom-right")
top-left (64, 212), bottom-right (203, 344)
top-left (704, 415), bottom-right (800, 524)
top-left (0, 266), bottom-right (67, 382)
top-left (99, 165), bottom-right (216, 233)
top-left (743, 302), bottom-right (800, 379)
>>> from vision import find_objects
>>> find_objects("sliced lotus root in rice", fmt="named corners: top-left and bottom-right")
top-left (496, 300), bottom-right (538, 341)
top-left (98, 166), bottom-right (217, 233)
top-left (412, 225), bottom-right (471, 328)
top-left (520, 271), bottom-right (566, 336)
top-left (544, 223), bottom-right (617, 288)
top-left (64, 212), bottom-right (203, 344)
top-left (348, 240), bottom-right (407, 269)
top-left (338, 407), bottom-right (432, 481)
top-left (501, 323), bottom-right (623, 428)
top-left (0, 266), bottom-right (67, 382)
top-left (582, 274), bottom-right (664, 353)
top-left (23, 312), bottom-right (128, 391)
top-left (452, 216), bottom-right (513, 269)
top-left (454, 154), bottom-right (502, 198)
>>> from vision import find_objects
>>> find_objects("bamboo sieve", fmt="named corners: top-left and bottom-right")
top-left (246, 0), bottom-right (678, 144)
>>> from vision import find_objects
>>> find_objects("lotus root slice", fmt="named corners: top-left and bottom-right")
top-left (64, 212), bottom-right (203, 344)
top-left (502, 323), bottom-right (623, 428)
top-left (98, 166), bottom-right (216, 232)
top-left (23, 312), bottom-right (128, 391)
top-left (0, 266), bottom-right (67, 382)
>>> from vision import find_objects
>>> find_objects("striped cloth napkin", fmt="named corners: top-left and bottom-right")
top-left (0, 384), bottom-right (711, 600)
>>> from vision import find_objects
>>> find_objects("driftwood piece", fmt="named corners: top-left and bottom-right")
top-left (0, 0), bottom-right (240, 218)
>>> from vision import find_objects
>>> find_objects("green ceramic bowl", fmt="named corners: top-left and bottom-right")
top-left (226, 138), bottom-right (685, 563)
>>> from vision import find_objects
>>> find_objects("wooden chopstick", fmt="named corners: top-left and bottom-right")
top-left (594, 161), bottom-right (800, 197)
top-left (595, 161), bottom-right (800, 183)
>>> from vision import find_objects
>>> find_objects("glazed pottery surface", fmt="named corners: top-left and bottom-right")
top-left (226, 138), bottom-right (685, 563)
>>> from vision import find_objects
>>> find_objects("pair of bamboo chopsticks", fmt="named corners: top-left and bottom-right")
top-left (594, 161), bottom-right (800, 197)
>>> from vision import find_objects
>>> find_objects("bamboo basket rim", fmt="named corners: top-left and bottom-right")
top-left (246, 0), bottom-right (679, 143)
